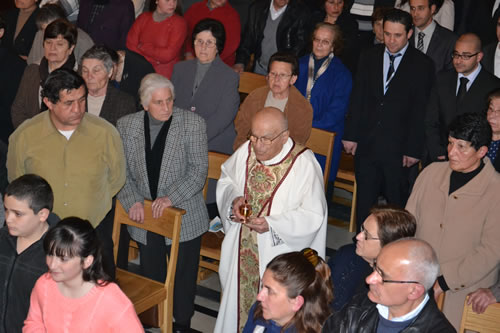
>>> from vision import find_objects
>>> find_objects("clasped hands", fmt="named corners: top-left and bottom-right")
top-left (231, 196), bottom-right (269, 234)
top-left (128, 196), bottom-right (173, 223)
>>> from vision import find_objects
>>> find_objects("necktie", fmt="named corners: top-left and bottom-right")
top-left (456, 77), bottom-right (469, 102)
top-left (386, 53), bottom-right (402, 83)
top-left (417, 32), bottom-right (425, 52)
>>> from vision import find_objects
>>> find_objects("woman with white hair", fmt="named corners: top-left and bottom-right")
top-left (80, 45), bottom-right (135, 126)
top-left (116, 73), bottom-right (208, 332)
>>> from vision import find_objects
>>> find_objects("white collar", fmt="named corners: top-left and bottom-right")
top-left (376, 293), bottom-right (429, 322)
top-left (269, 0), bottom-right (287, 20)
top-left (415, 20), bottom-right (436, 37)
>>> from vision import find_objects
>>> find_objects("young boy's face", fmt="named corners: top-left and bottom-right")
top-left (4, 195), bottom-right (47, 238)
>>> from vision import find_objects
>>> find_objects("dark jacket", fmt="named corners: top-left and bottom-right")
top-left (322, 292), bottom-right (456, 333)
top-left (117, 49), bottom-right (155, 109)
top-left (2, 7), bottom-right (39, 57)
top-left (0, 213), bottom-right (59, 333)
top-left (95, 84), bottom-right (136, 127)
top-left (410, 22), bottom-right (457, 73)
top-left (77, 0), bottom-right (135, 50)
top-left (344, 44), bottom-right (435, 159)
top-left (482, 41), bottom-right (497, 75)
top-left (425, 68), bottom-right (500, 160)
top-left (235, 0), bottom-right (311, 68)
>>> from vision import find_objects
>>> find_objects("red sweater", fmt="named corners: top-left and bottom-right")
top-left (126, 12), bottom-right (187, 78)
top-left (184, 1), bottom-right (241, 66)
top-left (23, 273), bottom-right (143, 333)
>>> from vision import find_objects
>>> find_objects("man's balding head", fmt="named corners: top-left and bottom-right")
top-left (250, 108), bottom-right (289, 161)
top-left (365, 238), bottom-right (439, 317)
top-left (453, 33), bottom-right (483, 75)
top-left (382, 238), bottom-right (439, 290)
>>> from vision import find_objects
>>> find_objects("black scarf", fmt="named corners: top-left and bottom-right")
top-left (144, 112), bottom-right (172, 199)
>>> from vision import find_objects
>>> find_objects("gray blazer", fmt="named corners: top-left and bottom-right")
top-left (116, 108), bottom-right (209, 244)
top-left (410, 22), bottom-right (457, 73)
top-left (171, 56), bottom-right (240, 155)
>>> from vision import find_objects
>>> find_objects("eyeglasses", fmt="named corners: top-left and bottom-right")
top-left (361, 224), bottom-right (380, 241)
top-left (267, 72), bottom-right (292, 81)
top-left (451, 52), bottom-right (479, 60)
top-left (372, 260), bottom-right (421, 285)
top-left (487, 107), bottom-right (500, 117)
top-left (194, 39), bottom-right (217, 48)
top-left (248, 129), bottom-right (288, 145)
top-left (313, 38), bottom-right (333, 47)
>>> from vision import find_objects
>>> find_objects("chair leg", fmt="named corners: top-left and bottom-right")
top-left (349, 181), bottom-right (357, 233)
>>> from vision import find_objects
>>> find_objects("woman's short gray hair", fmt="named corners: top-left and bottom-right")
top-left (80, 45), bottom-right (114, 74)
top-left (139, 73), bottom-right (176, 108)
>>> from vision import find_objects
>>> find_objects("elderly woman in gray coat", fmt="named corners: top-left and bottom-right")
top-left (171, 18), bottom-right (239, 155)
top-left (117, 73), bottom-right (208, 332)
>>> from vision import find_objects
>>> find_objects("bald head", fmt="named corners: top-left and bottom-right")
top-left (453, 33), bottom-right (483, 75)
top-left (456, 33), bottom-right (482, 53)
top-left (250, 108), bottom-right (289, 161)
top-left (381, 238), bottom-right (439, 290)
top-left (252, 107), bottom-right (288, 132)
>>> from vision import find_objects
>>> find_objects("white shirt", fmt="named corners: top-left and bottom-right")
top-left (456, 64), bottom-right (482, 94)
top-left (495, 43), bottom-right (500, 79)
top-left (269, 1), bottom-right (287, 20)
top-left (376, 293), bottom-right (430, 322)
top-left (493, 0), bottom-right (500, 16)
top-left (383, 43), bottom-right (410, 94)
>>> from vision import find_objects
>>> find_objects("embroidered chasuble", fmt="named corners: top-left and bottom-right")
top-left (237, 142), bottom-right (307, 331)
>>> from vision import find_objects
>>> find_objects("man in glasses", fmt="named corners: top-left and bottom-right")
top-left (233, 52), bottom-right (313, 150)
top-left (215, 107), bottom-right (327, 333)
top-left (425, 33), bottom-right (500, 163)
top-left (323, 238), bottom-right (455, 332)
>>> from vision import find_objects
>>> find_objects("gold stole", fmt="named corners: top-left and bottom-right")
top-left (237, 141), bottom-right (306, 332)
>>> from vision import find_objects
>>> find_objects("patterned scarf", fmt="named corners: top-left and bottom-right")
top-left (306, 52), bottom-right (333, 101)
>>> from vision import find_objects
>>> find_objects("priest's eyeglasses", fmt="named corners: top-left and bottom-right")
top-left (248, 129), bottom-right (288, 145)
top-left (372, 260), bottom-right (421, 285)
top-left (451, 52), bottom-right (479, 60)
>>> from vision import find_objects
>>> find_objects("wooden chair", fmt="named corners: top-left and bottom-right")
top-left (459, 296), bottom-right (500, 333)
top-left (305, 127), bottom-right (335, 191)
top-left (239, 72), bottom-right (267, 95)
top-left (198, 152), bottom-right (230, 281)
top-left (332, 151), bottom-right (357, 233)
top-left (112, 200), bottom-right (185, 333)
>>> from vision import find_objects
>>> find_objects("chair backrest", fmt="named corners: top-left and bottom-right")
top-left (239, 72), bottom-right (267, 95)
top-left (112, 200), bottom-right (185, 287)
top-left (203, 151), bottom-right (230, 200)
top-left (459, 296), bottom-right (500, 332)
top-left (305, 128), bottom-right (336, 190)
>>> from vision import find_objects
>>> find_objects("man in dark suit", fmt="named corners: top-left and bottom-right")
top-left (454, 0), bottom-right (497, 46)
top-left (409, 0), bottom-right (456, 73)
top-left (343, 9), bottom-right (435, 233)
top-left (482, 14), bottom-right (500, 77)
top-left (425, 33), bottom-right (500, 162)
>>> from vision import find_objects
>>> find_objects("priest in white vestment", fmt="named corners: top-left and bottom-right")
top-left (214, 108), bottom-right (327, 333)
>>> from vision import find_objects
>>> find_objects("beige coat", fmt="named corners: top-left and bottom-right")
top-left (406, 159), bottom-right (500, 330)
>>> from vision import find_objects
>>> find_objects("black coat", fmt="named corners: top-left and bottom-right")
top-left (482, 41), bottom-right (497, 75)
top-left (322, 292), bottom-right (456, 333)
top-left (344, 44), bottom-right (435, 159)
top-left (410, 22), bottom-right (457, 73)
top-left (91, 84), bottom-right (136, 127)
top-left (235, 0), bottom-right (311, 68)
top-left (425, 68), bottom-right (500, 160)
top-left (2, 7), bottom-right (39, 57)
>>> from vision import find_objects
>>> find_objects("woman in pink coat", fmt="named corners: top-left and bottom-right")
top-left (126, 0), bottom-right (187, 78)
